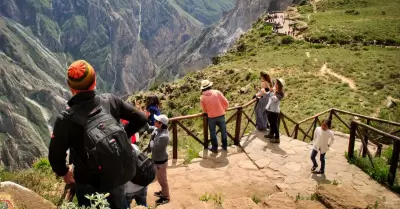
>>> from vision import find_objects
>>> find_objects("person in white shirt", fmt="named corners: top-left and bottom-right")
top-left (310, 119), bottom-right (335, 174)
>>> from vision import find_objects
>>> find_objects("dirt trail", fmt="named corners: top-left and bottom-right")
top-left (320, 63), bottom-right (357, 89)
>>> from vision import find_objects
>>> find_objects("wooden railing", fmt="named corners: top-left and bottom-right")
top-left (348, 121), bottom-right (400, 186)
top-left (167, 98), bottom-right (400, 185)
top-left (168, 99), bottom-right (257, 159)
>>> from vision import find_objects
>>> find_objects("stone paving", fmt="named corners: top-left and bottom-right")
top-left (240, 130), bottom-right (400, 208)
top-left (145, 147), bottom-right (279, 208)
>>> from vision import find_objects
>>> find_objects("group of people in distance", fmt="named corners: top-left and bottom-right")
top-left (48, 60), bottom-right (335, 209)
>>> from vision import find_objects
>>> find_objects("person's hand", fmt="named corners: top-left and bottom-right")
top-left (63, 165), bottom-right (75, 184)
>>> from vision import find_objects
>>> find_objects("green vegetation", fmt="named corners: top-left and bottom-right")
top-left (305, 0), bottom-right (400, 45)
top-left (345, 150), bottom-right (400, 193)
top-left (60, 193), bottom-right (110, 209)
top-left (131, 0), bottom-right (399, 160)
top-left (62, 16), bottom-right (88, 31)
top-left (37, 14), bottom-right (61, 41)
top-left (174, 0), bottom-right (236, 25)
top-left (251, 194), bottom-right (261, 204)
top-left (199, 192), bottom-right (223, 206)
top-left (0, 159), bottom-right (62, 205)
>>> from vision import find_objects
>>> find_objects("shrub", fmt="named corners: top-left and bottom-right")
top-left (32, 158), bottom-right (52, 173)
top-left (60, 193), bottom-right (110, 209)
top-left (211, 56), bottom-right (221, 65)
top-left (281, 36), bottom-right (294, 45)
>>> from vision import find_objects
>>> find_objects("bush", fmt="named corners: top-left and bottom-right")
top-left (211, 56), bottom-right (221, 65)
top-left (60, 193), bottom-right (110, 209)
top-left (32, 157), bottom-right (52, 173)
top-left (281, 36), bottom-right (294, 45)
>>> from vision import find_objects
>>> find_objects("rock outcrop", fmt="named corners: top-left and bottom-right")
top-left (0, 181), bottom-right (56, 209)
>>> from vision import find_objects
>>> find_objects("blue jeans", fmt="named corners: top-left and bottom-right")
top-left (126, 187), bottom-right (147, 208)
top-left (311, 149), bottom-right (326, 172)
top-left (208, 115), bottom-right (227, 150)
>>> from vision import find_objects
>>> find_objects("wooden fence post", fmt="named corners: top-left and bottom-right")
top-left (328, 109), bottom-right (333, 122)
top-left (388, 140), bottom-right (400, 186)
top-left (234, 107), bottom-right (243, 145)
top-left (362, 119), bottom-right (370, 157)
top-left (172, 121), bottom-right (178, 159)
top-left (203, 113), bottom-right (209, 149)
top-left (294, 124), bottom-right (299, 139)
top-left (311, 117), bottom-right (318, 141)
top-left (348, 121), bottom-right (357, 159)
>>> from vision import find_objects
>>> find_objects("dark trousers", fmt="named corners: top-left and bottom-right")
top-left (311, 149), bottom-right (326, 172)
top-left (267, 111), bottom-right (280, 139)
top-left (126, 187), bottom-right (148, 208)
top-left (75, 183), bottom-right (127, 209)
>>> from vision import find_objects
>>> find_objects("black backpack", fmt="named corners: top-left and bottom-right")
top-left (130, 145), bottom-right (156, 187)
top-left (63, 94), bottom-right (136, 191)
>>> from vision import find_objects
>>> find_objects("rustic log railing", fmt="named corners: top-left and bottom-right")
top-left (168, 99), bottom-right (257, 159)
top-left (347, 120), bottom-right (400, 186)
top-left (167, 99), bottom-right (400, 185)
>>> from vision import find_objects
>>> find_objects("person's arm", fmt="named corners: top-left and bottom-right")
top-left (310, 128), bottom-right (318, 145)
top-left (328, 132), bottom-right (335, 147)
top-left (218, 91), bottom-right (229, 110)
top-left (200, 96), bottom-right (206, 113)
top-left (150, 135), bottom-right (169, 155)
top-left (271, 92), bottom-right (284, 101)
top-left (48, 114), bottom-right (70, 177)
top-left (146, 126), bottom-right (156, 135)
top-left (109, 94), bottom-right (148, 137)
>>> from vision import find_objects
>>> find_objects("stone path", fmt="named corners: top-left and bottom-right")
top-left (145, 147), bottom-right (280, 208)
top-left (241, 130), bottom-right (400, 208)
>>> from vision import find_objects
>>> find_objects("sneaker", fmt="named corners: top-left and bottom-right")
top-left (311, 166), bottom-right (317, 172)
top-left (208, 146), bottom-right (218, 153)
top-left (270, 138), bottom-right (280, 143)
top-left (155, 196), bottom-right (170, 206)
top-left (154, 191), bottom-right (162, 197)
top-left (264, 134), bottom-right (274, 139)
top-left (221, 146), bottom-right (228, 151)
top-left (314, 170), bottom-right (325, 174)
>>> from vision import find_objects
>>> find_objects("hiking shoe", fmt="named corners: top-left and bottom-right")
top-left (264, 134), bottom-right (274, 139)
top-left (270, 138), bottom-right (280, 143)
top-left (155, 196), bottom-right (170, 206)
top-left (208, 146), bottom-right (218, 153)
top-left (311, 166), bottom-right (317, 172)
top-left (154, 191), bottom-right (162, 197)
top-left (314, 170), bottom-right (325, 174)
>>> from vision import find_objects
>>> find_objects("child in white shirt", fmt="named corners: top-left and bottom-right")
top-left (310, 119), bottom-right (335, 174)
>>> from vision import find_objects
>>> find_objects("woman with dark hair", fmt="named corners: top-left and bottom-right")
top-left (264, 78), bottom-right (285, 143)
top-left (310, 119), bottom-right (335, 174)
top-left (255, 72), bottom-right (272, 131)
top-left (146, 95), bottom-right (161, 126)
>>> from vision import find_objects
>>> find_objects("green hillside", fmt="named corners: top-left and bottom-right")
top-left (133, 0), bottom-right (400, 160)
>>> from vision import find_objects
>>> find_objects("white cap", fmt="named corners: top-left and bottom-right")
top-left (154, 114), bottom-right (169, 125)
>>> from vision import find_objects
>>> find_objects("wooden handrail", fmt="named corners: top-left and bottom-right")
top-left (298, 109), bottom-right (332, 124)
top-left (170, 113), bottom-right (203, 121)
top-left (352, 121), bottom-right (400, 142)
top-left (333, 108), bottom-right (400, 127)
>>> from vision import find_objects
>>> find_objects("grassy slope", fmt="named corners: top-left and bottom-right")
top-left (131, 0), bottom-right (400, 161)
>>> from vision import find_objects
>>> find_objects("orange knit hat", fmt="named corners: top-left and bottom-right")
top-left (67, 60), bottom-right (96, 93)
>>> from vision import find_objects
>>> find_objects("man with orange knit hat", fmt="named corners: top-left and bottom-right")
top-left (48, 60), bottom-right (148, 209)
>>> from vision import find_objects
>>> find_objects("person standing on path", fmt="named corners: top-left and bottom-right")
top-left (147, 115), bottom-right (170, 206)
top-left (200, 80), bottom-right (229, 153)
top-left (264, 78), bottom-right (285, 143)
top-left (49, 60), bottom-right (148, 209)
top-left (310, 119), bottom-right (335, 174)
top-left (255, 72), bottom-right (272, 131)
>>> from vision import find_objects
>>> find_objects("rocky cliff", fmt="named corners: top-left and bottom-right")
top-left (0, 17), bottom-right (69, 170)
top-left (155, 0), bottom-right (297, 84)
top-left (0, 0), bottom-right (234, 169)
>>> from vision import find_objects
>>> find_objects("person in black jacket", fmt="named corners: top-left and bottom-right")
top-left (48, 60), bottom-right (147, 209)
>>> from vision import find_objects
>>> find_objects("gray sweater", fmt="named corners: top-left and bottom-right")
top-left (265, 91), bottom-right (284, 113)
top-left (147, 126), bottom-right (169, 164)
